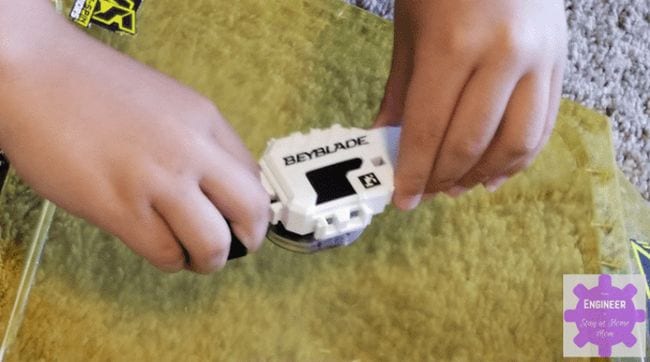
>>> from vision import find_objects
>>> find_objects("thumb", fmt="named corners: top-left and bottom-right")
top-left (373, 7), bottom-right (413, 128)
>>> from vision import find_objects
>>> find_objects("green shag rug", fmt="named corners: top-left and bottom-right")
top-left (1, 0), bottom-right (645, 360)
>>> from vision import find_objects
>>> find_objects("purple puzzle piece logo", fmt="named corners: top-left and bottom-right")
top-left (564, 274), bottom-right (646, 357)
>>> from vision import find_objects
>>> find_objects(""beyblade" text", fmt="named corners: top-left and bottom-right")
top-left (283, 136), bottom-right (369, 166)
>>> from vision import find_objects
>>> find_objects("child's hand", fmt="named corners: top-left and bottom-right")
top-left (374, 0), bottom-right (567, 209)
top-left (0, 9), bottom-right (269, 273)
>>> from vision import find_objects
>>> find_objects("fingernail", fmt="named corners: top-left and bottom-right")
top-left (394, 193), bottom-right (422, 211)
top-left (445, 186), bottom-right (468, 197)
top-left (486, 176), bottom-right (508, 192)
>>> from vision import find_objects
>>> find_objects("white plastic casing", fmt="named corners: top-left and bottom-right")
top-left (260, 125), bottom-right (400, 243)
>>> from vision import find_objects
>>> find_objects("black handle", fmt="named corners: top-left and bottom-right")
top-left (181, 221), bottom-right (248, 265)
top-left (227, 231), bottom-right (248, 260)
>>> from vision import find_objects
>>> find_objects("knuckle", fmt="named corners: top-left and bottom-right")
top-left (465, 167), bottom-right (491, 185)
top-left (191, 258), bottom-right (225, 275)
top-left (231, 194), bottom-right (271, 247)
top-left (182, 98), bottom-right (223, 134)
top-left (424, 178), bottom-right (454, 194)
top-left (504, 146), bottom-right (527, 159)
top-left (194, 97), bottom-right (221, 119)
top-left (190, 255), bottom-right (225, 275)
top-left (121, 217), bottom-right (185, 273)
top-left (450, 139), bottom-right (486, 161)
top-left (439, 29), bottom-right (479, 56)
top-left (516, 156), bottom-right (537, 173)
top-left (230, 220), bottom-right (266, 254)
top-left (505, 139), bottom-right (537, 159)
top-left (243, 186), bottom-right (272, 224)
top-left (251, 221), bottom-right (270, 252)
top-left (459, 178), bottom-right (481, 188)
top-left (253, 195), bottom-right (272, 225)
top-left (245, 238), bottom-right (264, 253)
top-left (149, 245), bottom-right (185, 273)
top-left (456, 176), bottom-right (476, 188)
top-left (193, 235), bottom-right (231, 274)
top-left (523, 154), bottom-right (537, 168)
top-left (396, 169), bottom-right (429, 196)
top-left (495, 27), bottom-right (531, 63)
top-left (508, 164), bottom-right (526, 177)
top-left (247, 185), bottom-right (271, 214)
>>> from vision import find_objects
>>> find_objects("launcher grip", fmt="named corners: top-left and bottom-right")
top-left (227, 232), bottom-right (248, 260)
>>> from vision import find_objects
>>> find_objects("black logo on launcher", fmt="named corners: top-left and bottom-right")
top-left (283, 136), bottom-right (369, 166)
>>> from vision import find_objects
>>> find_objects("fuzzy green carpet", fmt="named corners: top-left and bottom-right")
top-left (0, 0), bottom-right (642, 360)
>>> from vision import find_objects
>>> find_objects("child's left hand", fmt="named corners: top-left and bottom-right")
top-left (374, 0), bottom-right (567, 210)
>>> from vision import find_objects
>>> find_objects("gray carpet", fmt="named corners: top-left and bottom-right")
top-left (347, 0), bottom-right (650, 201)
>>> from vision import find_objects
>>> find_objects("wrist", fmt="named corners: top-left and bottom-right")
top-left (0, 1), bottom-right (68, 77)
top-left (0, 2), bottom-right (71, 150)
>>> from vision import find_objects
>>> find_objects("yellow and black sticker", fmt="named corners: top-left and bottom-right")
top-left (69, 0), bottom-right (142, 35)
top-left (630, 238), bottom-right (650, 311)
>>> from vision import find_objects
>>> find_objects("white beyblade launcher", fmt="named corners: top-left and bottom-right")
top-left (227, 125), bottom-right (401, 259)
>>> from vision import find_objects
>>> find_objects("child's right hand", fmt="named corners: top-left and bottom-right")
top-left (0, 2), bottom-right (270, 274)
top-left (375, 0), bottom-right (566, 209)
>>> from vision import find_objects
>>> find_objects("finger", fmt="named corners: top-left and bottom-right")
top-left (154, 187), bottom-right (231, 274)
top-left (423, 61), bottom-right (520, 194)
top-left (60, 185), bottom-right (187, 273)
top-left (373, 1), bottom-right (413, 128)
top-left (536, 62), bottom-right (565, 155)
top-left (393, 52), bottom-right (475, 210)
top-left (200, 149), bottom-right (270, 252)
top-left (457, 71), bottom-right (550, 190)
top-left (209, 115), bottom-right (260, 174)
top-left (485, 62), bottom-right (564, 190)
top-left (495, 64), bottom-right (564, 181)
top-left (113, 207), bottom-right (186, 273)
